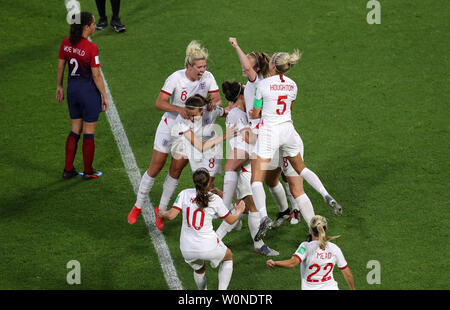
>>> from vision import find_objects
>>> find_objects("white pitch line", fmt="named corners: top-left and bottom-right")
top-left (99, 58), bottom-right (183, 290)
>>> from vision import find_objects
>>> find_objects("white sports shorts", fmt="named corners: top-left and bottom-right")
top-left (255, 121), bottom-right (304, 161)
top-left (154, 116), bottom-right (176, 154)
top-left (182, 240), bottom-right (228, 270)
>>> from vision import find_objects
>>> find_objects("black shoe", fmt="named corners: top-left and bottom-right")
top-left (271, 208), bottom-right (291, 229)
top-left (62, 169), bottom-right (82, 180)
top-left (96, 16), bottom-right (108, 30)
top-left (82, 170), bottom-right (103, 180)
top-left (110, 18), bottom-right (126, 33)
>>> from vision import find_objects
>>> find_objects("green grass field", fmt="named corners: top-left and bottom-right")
top-left (0, 0), bottom-right (449, 290)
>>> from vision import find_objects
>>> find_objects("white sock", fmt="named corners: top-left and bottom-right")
top-left (135, 171), bottom-right (155, 209)
top-left (159, 174), bottom-right (179, 211)
top-left (193, 271), bottom-right (207, 290)
top-left (300, 168), bottom-right (329, 199)
top-left (251, 182), bottom-right (267, 218)
top-left (284, 182), bottom-right (297, 210)
top-left (248, 211), bottom-right (265, 248)
top-left (223, 171), bottom-right (238, 210)
top-left (216, 221), bottom-right (231, 240)
top-left (295, 193), bottom-right (315, 228)
top-left (268, 182), bottom-right (289, 212)
top-left (218, 260), bottom-right (233, 290)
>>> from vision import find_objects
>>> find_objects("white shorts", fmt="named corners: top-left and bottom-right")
top-left (255, 121), bottom-right (304, 160)
top-left (236, 160), bottom-right (252, 200)
top-left (228, 136), bottom-right (253, 156)
top-left (154, 116), bottom-right (176, 154)
top-left (182, 240), bottom-right (228, 270)
top-left (189, 156), bottom-right (222, 177)
top-left (267, 148), bottom-right (302, 177)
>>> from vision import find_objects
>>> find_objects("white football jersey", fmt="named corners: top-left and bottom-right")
top-left (244, 74), bottom-right (262, 129)
top-left (173, 189), bottom-right (230, 252)
top-left (171, 106), bottom-right (224, 159)
top-left (255, 74), bottom-right (298, 126)
top-left (293, 240), bottom-right (348, 290)
top-left (160, 69), bottom-right (219, 120)
top-left (226, 107), bottom-right (251, 152)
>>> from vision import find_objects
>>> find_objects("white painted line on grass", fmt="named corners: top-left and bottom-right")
top-left (85, 46), bottom-right (182, 290)
top-left (101, 72), bottom-right (183, 290)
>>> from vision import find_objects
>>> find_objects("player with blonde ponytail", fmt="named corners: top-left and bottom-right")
top-left (250, 49), bottom-right (343, 242)
top-left (266, 215), bottom-right (355, 290)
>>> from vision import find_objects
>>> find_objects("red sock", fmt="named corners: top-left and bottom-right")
top-left (64, 131), bottom-right (80, 171)
top-left (82, 134), bottom-right (95, 173)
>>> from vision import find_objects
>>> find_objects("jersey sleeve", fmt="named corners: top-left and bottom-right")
top-left (293, 242), bottom-right (308, 262)
top-left (334, 245), bottom-right (348, 270)
top-left (211, 194), bottom-right (230, 219)
top-left (207, 72), bottom-right (220, 93)
top-left (172, 190), bottom-right (185, 211)
top-left (90, 43), bottom-right (100, 68)
top-left (161, 72), bottom-right (177, 96)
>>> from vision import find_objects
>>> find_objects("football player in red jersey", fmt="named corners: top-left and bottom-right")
top-left (57, 11), bottom-right (108, 180)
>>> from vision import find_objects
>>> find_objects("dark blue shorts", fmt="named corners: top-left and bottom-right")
top-left (67, 82), bottom-right (102, 122)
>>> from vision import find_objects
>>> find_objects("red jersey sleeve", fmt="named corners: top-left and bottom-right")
top-left (58, 37), bottom-right (68, 60)
top-left (90, 43), bottom-right (100, 68)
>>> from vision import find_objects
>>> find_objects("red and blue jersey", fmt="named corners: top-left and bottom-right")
top-left (58, 37), bottom-right (100, 83)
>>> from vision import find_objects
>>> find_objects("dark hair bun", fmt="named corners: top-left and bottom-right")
top-left (222, 80), bottom-right (242, 102)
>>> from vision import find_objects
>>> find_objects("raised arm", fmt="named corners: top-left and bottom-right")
top-left (229, 37), bottom-right (257, 82)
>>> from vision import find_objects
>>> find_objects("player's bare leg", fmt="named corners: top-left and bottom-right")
top-left (223, 148), bottom-right (249, 209)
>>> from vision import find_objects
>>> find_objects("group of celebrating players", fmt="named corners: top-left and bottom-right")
top-left (58, 12), bottom-right (354, 290)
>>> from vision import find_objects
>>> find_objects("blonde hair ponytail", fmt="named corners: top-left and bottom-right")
top-left (310, 215), bottom-right (340, 250)
top-left (272, 49), bottom-right (302, 74)
top-left (185, 40), bottom-right (209, 67)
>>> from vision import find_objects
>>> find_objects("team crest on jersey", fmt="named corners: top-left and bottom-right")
top-left (199, 82), bottom-right (206, 90)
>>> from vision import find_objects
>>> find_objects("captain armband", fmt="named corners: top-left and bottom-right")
top-left (253, 98), bottom-right (263, 109)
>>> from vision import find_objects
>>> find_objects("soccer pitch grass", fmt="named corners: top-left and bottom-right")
top-left (0, 0), bottom-right (448, 290)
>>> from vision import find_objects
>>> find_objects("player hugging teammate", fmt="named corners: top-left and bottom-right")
top-left (124, 38), bottom-right (351, 290)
